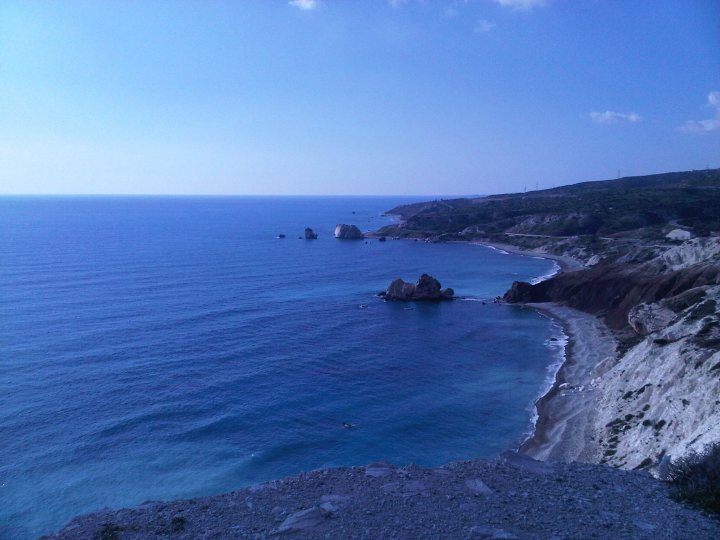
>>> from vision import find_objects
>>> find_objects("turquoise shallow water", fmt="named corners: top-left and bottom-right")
top-left (0, 196), bottom-right (562, 538)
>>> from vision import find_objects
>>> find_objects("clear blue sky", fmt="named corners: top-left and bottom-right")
top-left (1, 0), bottom-right (718, 195)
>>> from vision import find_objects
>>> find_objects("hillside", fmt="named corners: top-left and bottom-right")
top-left (377, 169), bottom-right (720, 239)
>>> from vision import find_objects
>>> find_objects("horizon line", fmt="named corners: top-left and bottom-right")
top-left (3, 167), bottom-right (717, 200)
top-left (0, 193), bottom-right (482, 198)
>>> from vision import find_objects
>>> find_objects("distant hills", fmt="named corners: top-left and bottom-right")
top-left (379, 169), bottom-right (720, 238)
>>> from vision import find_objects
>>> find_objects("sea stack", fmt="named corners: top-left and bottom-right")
top-left (381, 274), bottom-right (454, 301)
top-left (304, 227), bottom-right (318, 240)
top-left (334, 224), bottom-right (364, 239)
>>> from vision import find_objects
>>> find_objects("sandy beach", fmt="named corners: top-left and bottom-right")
top-left (520, 303), bottom-right (618, 462)
top-left (458, 239), bottom-right (615, 462)
top-left (469, 240), bottom-right (586, 273)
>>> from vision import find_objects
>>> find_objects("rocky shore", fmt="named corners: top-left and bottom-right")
top-left (372, 175), bottom-right (720, 478)
top-left (381, 218), bottom-right (720, 474)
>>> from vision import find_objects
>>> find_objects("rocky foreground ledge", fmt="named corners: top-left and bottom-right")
top-left (45, 452), bottom-right (719, 539)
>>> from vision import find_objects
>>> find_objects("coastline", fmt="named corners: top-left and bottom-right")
top-left (402, 235), bottom-right (609, 463)
top-left (365, 230), bottom-right (605, 463)
top-left (45, 218), bottom-right (720, 537)
top-left (467, 240), bottom-right (586, 273)
top-left (472, 239), bottom-right (615, 463)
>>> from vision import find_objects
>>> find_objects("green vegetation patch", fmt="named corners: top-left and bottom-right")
top-left (383, 169), bottom-right (720, 238)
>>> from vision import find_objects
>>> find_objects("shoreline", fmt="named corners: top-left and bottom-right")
top-left (470, 239), bottom-right (615, 462)
top-left (43, 231), bottom-right (715, 537)
top-left (467, 240), bottom-right (586, 273)
top-left (386, 235), bottom-right (608, 462)
top-left (447, 236), bottom-right (616, 462)
top-left (519, 303), bottom-right (617, 462)
top-left (467, 239), bottom-right (604, 460)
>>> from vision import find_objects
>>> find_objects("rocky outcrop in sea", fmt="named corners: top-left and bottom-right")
top-left (334, 224), bottom-right (364, 239)
top-left (304, 227), bottom-right (318, 240)
top-left (379, 274), bottom-right (454, 301)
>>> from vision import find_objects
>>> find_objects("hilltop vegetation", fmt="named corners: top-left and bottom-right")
top-left (378, 169), bottom-right (720, 239)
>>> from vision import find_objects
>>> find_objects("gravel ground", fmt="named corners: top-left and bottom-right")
top-left (44, 452), bottom-right (719, 539)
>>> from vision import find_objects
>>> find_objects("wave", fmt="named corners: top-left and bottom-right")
top-left (485, 245), bottom-right (510, 255)
top-left (524, 320), bottom-right (569, 438)
top-left (530, 261), bottom-right (560, 284)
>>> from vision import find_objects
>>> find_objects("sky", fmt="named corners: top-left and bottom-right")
top-left (1, 0), bottom-right (719, 196)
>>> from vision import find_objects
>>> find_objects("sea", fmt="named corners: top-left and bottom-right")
top-left (0, 196), bottom-right (564, 539)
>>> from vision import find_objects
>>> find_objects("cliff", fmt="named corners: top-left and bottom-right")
top-left (503, 237), bottom-right (720, 473)
top-left (503, 239), bottom-right (720, 330)
top-left (592, 284), bottom-right (720, 469)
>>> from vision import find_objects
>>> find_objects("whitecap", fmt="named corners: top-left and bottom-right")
top-left (530, 261), bottom-right (561, 284)
top-left (524, 320), bottom-right (568, 439)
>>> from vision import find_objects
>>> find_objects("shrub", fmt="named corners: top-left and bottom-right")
top-left (666, 442), bottom-right (720, 515)
top-left (169, 516), bottom-right (187, 533)
top-left (98, 523), bottom-right (122, 540)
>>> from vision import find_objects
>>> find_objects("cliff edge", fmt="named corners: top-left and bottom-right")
top-left (44, 453), bottom-right (720, 539)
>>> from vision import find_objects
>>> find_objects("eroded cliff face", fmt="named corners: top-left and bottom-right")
top-left (504, 239), bottom-right (720, 330)
top-left (659, 238), bottom-right (720, 272)
top-left (506, 238), bottom-right (720, 471)
top-left (592, 285), bottom-right (720, 470)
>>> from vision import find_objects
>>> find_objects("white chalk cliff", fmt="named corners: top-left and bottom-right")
top-left (592, 284), bottom-right (720, 470)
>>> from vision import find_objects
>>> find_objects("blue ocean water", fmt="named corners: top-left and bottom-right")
top-left (0, 196), bottom-right (562, 539)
